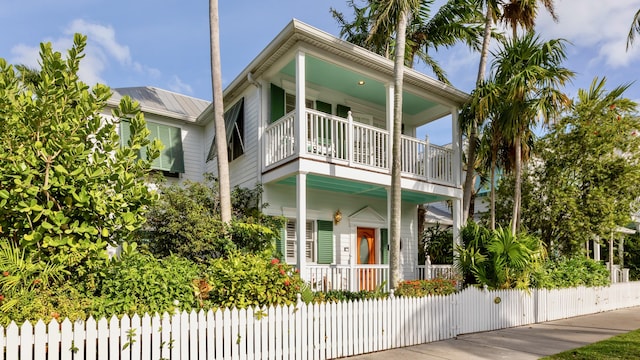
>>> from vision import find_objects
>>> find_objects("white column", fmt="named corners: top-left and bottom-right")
top-left (594, 237), bottom-right (601, 261)
top-left (451, 106), bottom-right (462, 186)
top-left (295, 51), bottom-right (306, 157)
top-left (385, 83), bottom-right (394, 171)
top-left (296, 172), bottom-right (308, 281)
top-left (452, 198), bottom-right (463, 268)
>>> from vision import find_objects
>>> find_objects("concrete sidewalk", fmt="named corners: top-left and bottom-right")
top-left (346, 306), bottom-right (640, 359)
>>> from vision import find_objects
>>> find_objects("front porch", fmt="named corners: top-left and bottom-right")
top-left (264, 109), bottom-right (457, 187)
top-left (307, 262), bottom-right (456, 292)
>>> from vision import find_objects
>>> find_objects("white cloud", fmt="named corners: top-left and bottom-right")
top-left (9, 19), bottom-right (162, 86)
top-left (168, 76), bottom-right (193, 95)
top-left (536, 0), bottom-right (640, 68)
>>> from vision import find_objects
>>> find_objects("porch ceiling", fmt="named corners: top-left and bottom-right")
top-left (276, 174), bottom-right (445, 204)
top-left (279, 56), bottom-right (439, 116)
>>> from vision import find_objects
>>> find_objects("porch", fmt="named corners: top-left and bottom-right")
top-left (264, 109), bottom-right (456, 187)
top-left (307, 262), bottom-right (456, 292)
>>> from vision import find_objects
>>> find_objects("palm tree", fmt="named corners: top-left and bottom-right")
top-left (209, 0), bottom-right (232, 223)
top-left (332, 0), bottom-right (485, 79)
top-left (627, 9), bottom-right (640, 50)
top-left (486, 33), bottom-right (573, 234)
top-left (361, 0), bottom-right (420, 289)
top-left (463, 0), bottom-right (558, 223)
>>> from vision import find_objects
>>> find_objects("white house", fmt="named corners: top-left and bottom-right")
top-left (110, 20), bottom-right (469, 291)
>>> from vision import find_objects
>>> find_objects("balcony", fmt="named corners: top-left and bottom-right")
top-left (264, 109), bottom-right (456, 187)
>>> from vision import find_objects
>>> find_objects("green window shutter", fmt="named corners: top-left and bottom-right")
top-left (276, 226), bottom-right (286, 261)
top-left (316, 100), bottom-right (332, 114)
top-left (145, 123), bottom-right (185, 173)
top-left (316, 220), bottom-right (333, 264)
top-left (380, 228), bottom-right (389, 264)
top-left (270, 83), bottom-right (285, 123)
top-left (336, 104), bottom-right (351, 118)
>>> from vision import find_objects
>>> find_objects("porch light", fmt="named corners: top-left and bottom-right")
top-left (334, 209), bottom-right (342, 225)
top-left (357, 80), bottom-right (365, 85)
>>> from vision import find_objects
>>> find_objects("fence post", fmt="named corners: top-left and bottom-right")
top-left (426, 255), bottom-right (432, 280)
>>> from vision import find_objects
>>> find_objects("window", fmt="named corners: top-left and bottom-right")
top-left (120, 120), bottom-right (184, 174)
top-left (285, 93), bottom-right (314, 114)
top-left (286, 219), bottom-right (315, 264)
top-left (206, 98), bottom-right (245, 162)
top-left (277, 219), bottom-right (333, 265)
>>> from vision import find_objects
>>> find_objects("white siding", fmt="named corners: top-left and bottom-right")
top-left (264, 183), bottom-right (419, 277)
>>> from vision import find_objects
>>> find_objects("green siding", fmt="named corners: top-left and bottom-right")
top-left (270, 83), bottom-right (285, 123)
top-left (380, 228), bottom-right (389, 264)
top-left (316, 220), bottom-right (333, 264)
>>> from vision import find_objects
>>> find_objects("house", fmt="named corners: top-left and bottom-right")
top-left (110, 20), bottom-right (469, 291)
top-left (198, 19), bottom-right (468, 291)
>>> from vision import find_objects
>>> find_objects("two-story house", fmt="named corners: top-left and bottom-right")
top-left (109, 20), bottom-right (468, 291)
top-left (198, 20), bottom-right (468, 291)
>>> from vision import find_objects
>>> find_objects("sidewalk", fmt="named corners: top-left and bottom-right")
top-left (345, 306), bottom-right (640, 359)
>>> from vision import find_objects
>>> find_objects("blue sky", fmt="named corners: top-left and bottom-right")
top-left (2, 1), bottom-right (640, 142)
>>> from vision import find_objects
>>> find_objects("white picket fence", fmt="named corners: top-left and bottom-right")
top-left (4, 282), bottom-right (640, 359)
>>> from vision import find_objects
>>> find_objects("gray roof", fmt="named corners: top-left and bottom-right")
top-left (110, 87), bottom-right (210, 123)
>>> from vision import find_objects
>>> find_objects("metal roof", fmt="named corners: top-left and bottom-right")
top-left (110, 87), bottom-right (210, 123)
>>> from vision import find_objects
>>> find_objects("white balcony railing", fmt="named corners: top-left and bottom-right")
top-left (264, 110), bottom-right (455, 186)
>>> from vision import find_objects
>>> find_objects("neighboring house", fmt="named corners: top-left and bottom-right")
top-left (198, 20), bottom-right (468, 291)
top-left (107, 20), bottom-right (469, 291)
top-left (106, 86), bottom-right (211, 184)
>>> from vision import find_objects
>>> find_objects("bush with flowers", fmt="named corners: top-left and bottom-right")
top-left (394, 278), bottom-right (457, 297)
top-left (201, 250), bottom-right (304, 309)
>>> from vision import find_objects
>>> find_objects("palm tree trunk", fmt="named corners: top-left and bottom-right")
top-left (390, 8), bottom-right (410, 290)
top-left (511, 132), bottom-right (522, 234)
top-left (209, 0), bottom-right (232, 223)
top-left (463, 6), bottom-right (494, 223)
top-left (490, 154), bottom-right (496, 230)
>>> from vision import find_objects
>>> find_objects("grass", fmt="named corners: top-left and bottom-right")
top-left (543, 328), bottom-right (640, 359)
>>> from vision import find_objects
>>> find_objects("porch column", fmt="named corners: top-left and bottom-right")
top-left (452, 198), bottom-right (463, 269)
top-left (295, 50), bottom-right (306, 157)
top-left (593, 237), bottom-right (601, 261)
top-left (451, 106), bottom-right (462, 187)
top-left (385, 83), bottom-right (394, 171)
top-left (296, 172), bottom-right (309, 282)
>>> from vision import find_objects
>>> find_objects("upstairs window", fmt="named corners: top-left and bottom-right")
top-left (120, 121), bottom-right (185, 174)
top-left (206, 98), bottom-right (245, 162)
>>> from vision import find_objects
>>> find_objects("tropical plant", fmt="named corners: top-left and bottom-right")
top-left (627, 9), bottom-right (640, 50)
top-left (533, 256), bottom-right (609, 289)
top-left (420, 225), bottom-right (453, 264)
top-left (331, 0), bottom-right (485, 79)
top-left (456, 222), bottom-right (547, 289)
top-left (462, 0), bottom-right (558, 222)
top-left (209, 0), bottom-right (232, 223)
top-left (473, 33), bottom-right (574, 233)
top-left (0, 34), bottom-right (159, 267)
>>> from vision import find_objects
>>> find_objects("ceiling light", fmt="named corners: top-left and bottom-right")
top-left (358, 80), bottom-right (365, 85)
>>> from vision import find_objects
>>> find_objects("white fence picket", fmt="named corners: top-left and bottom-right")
top-left (5, 282), bottom-right (640, 359)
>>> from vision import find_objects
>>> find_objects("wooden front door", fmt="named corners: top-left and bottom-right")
top-left (357, 227), bottom-right (376, 290)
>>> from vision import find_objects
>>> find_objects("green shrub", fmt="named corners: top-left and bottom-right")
top-left (394, 279), bottom-right (457, 297)
top-left (94, 245), bottom-right (201, 317)
top-left (202, 251), bottom-right (303, 308)
top-left (420, 225), bottom-right (453, 265)
top-left (533, 257), bottom-right (610, 289)
top-left (311, 289), bottom-right (388, 303)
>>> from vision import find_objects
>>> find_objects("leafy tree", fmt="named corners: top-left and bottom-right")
top-left (143, 177), bottom-right (284, 263)
top-left (0, 34), bottom-right (159, 266)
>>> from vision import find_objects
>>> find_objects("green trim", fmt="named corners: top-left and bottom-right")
top-left (276, 226), bottom-right (286, 261)
top-left (380, 228), bottom-right (389, 264)
top-left (270, 83), bottom-right (285, 123)
top-left (316, 220), bottom-right (333, 264)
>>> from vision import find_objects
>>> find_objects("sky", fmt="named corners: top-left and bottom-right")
top-left (2, 0), bottom-right (640, 142)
